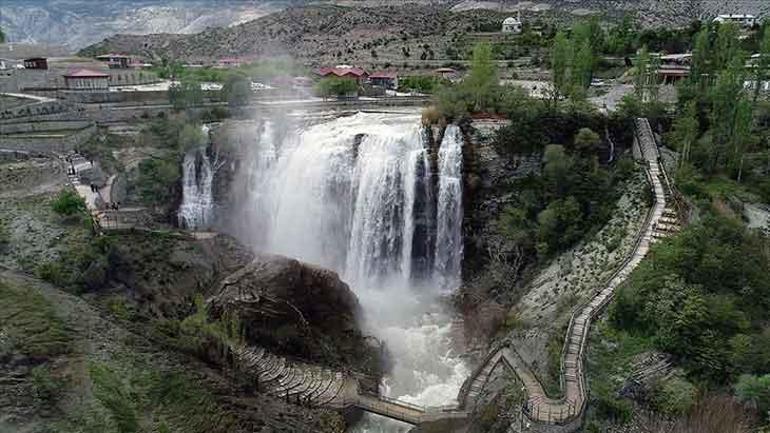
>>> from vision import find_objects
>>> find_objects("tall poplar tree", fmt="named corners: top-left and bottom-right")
top-left (551, 31), bottom-right (573, 104)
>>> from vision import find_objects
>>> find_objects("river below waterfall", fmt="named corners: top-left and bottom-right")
top-left (232, 111), bottom-right (468, 432)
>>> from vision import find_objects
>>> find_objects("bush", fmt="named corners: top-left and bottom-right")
top-left (652, 376), bottom-right (697, 416)
top-left (735, 374), bottom-right (770, 421)
top-left (52, 189), bottom-right (86, 216)
top-left (31, 365), bottom-right (63, 402)
top-left (315, 77), bottom-right (358, 98)
top-left (611, 215), bottom-right (770, 385)
top-left (400, 75), bottom-right (447, 94)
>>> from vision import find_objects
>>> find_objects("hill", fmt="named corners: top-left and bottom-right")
top-left (77, 0), bottom-right (770, 65)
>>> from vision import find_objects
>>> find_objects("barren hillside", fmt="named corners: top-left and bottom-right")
top-left (78, 0), bottom-right (770, 64)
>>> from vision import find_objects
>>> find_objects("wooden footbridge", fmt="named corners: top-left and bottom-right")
top-left (219, 118), bottom-right (680, 431)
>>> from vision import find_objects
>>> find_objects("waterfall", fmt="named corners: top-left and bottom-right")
top-left (178, 125), bottom-right (214, 229)
top-left (234, 112), bottom-right (468, 432)
top-left (434, 124), bottom-right (464, 290)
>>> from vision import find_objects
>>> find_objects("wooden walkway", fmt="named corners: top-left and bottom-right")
top-left (455, 117), bottom-right (679, 427)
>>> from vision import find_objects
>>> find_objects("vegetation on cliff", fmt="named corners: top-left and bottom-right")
top-left (584, 22), bottom-right (770, 432)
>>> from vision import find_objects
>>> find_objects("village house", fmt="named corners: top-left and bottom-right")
top-left (96, 53), bottom-right (132, 69)
top-left (434, 67), bottom-right (460, 81)
top-left (658, 53), bottom-right (691, 84)
top-left (315, 65), bottom-right (369, 83)
top-left (63, 69), bottom-right (110, 90)
top-left (502, 13), bottom-right (523, 34)
top-left (369, 71), bottom-right (398, 90)
top-left (22, 57), bottom-right (48, 70)
top-left (713, 14), bottom-right (757, 28)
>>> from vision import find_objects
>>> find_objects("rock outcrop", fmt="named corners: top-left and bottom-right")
top-left (208, 254), bottom-right (382, 376)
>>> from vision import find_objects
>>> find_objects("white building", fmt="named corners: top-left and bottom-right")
top-left (502, 14), bottom-right (523, 34)
top-left (713, 14), bottom-right (757, 28)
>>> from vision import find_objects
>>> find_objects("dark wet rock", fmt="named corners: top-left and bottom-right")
top-left (208, 254), bottom-right (382, 376)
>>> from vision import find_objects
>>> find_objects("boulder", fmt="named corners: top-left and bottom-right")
top-left (208, 254), bottom-right (381, 375)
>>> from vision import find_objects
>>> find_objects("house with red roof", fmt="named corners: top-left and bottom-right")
top-left (63, 69), bottom-right (110, 90)
top-left (369, 71), bottom-right (399, 90)
top-left (315, 65), bottom-right (369, 83)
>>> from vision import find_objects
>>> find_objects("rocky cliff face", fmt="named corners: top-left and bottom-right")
top-left (208, 254), bottom-right (382, 376)
top-left (457, 120), bottom-right (543, 343)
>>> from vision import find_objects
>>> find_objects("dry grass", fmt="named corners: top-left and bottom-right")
top-left (421, 105), bottom-right (442, 126)
top-left (643, 395), bottom-right (756, 433)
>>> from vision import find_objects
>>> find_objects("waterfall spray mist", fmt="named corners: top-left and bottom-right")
top-left (229, 110), bottom-right (468, 432)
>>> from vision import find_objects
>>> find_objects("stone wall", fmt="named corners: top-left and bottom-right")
top-left (0, 100), bottom-right (73, 121)
top-left (0, 120), bottom-right (92, 135)
top-left (0, 124), bottom-right (96, 154)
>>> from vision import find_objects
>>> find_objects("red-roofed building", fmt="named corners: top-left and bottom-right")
top-left (63, 69), bottom-right (110, 90)
top-left (369, 71), bottom-right (399, 90)
top-left (315, 66), bottom-right (369, 82)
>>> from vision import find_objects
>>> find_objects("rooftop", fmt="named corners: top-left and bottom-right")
top-left (63, 68), bottom-right (110, 78)
top-left (316, 66), bottom-right (368, 77)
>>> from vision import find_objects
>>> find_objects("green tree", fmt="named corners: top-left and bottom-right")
top-left (753, 25), bottom-right (770, 104)
top-left (551, 31), bottom-right (573, 103)
top-left (633, 46), bottom-right (658, 102)
top-left (606, 15), bottom-right (637, 55)
top-left (169, 78), bottom-right (203, 111)
top-left (178, 124), bottom-right (207, 152)
top-left (690, 27), bottom-right (712, 89)
top-left (574, 127), bottom-right (601, 153)
top-left (465, 43), bottom-right (498, 112)
top-left (0, 27), bottom-right (6, 44)
top-left (221, 72), bottom-right (251, 108)
top-left (572, 17), bottom-right (605, 56)
top-left (542, 144), bottom-right (573, 197)
top-left (315, 77), bottom-right (358, 99)
top-left (571, 39), bottom-right (594, 99)
top-left (714, 22), bottom-right (740, 72)
top-left (136, 157), bottom-right (181, 206)
top-left (669, 100), bottom-right (700, 167)
top-left (709, 56), bottom-right (747, 173)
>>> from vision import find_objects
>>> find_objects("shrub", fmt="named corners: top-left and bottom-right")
top-left (31, 365), bottom-right (63, 402)
top-left (735, 374), bottom-right (770, 421)
top-left (652, 376), bottom-right (697, 416)
top-left (315, 77), bottom-right (358, 98)
top-left (52, 189), bottom-right (86, 216)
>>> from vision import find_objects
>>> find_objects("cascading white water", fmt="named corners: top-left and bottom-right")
top-left (434, 124), bottom-right (464, 291)
top-left (178, 125), bottom-right (214, 229)
top-left (236, 111), bottom-right (467, 432)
